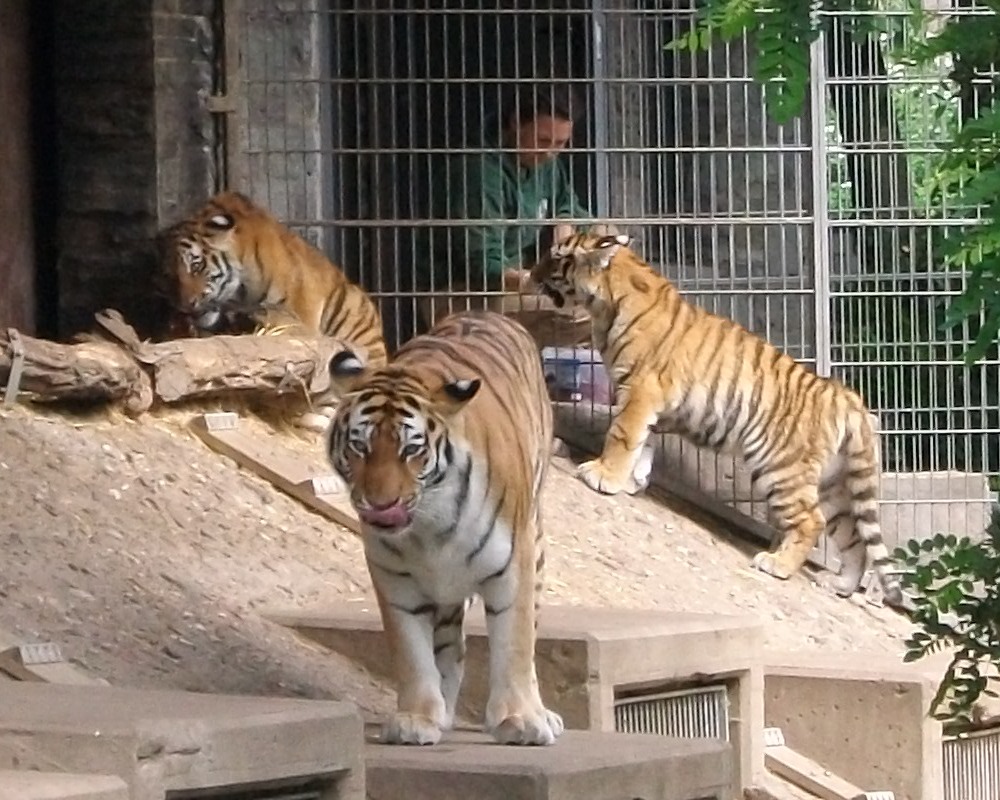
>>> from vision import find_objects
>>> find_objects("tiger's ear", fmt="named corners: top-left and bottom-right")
top-left (589, 233), bottom-right (631, 270)
top-left (207, 212), bottom-right (235, 231)
top-left (326, 347), bottom-right (369, 395)
top-left (431, 377), bottom-right (481, 416)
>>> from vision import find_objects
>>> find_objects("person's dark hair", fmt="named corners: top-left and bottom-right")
top-left (501, 82), bottom-right (582, 128)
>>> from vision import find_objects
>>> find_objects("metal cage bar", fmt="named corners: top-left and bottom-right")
top-left (221, 0), bottom-right (999, 552)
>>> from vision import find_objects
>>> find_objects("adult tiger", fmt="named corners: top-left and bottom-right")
top-left (325, 310), bottom-right (563, 746)
top-left (529, 231), bottom-right (902, 606)
top-left (162, 191), bottom-right (388, 369)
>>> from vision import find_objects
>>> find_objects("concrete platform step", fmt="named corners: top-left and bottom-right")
top-left (0, 683), bottom-right (365, 800)
top-left (364, 726), bottom-right (732, 800)
top-left (266, 600), bottom-right (765, 797)
top-left (0, 771), bottom-right (127, 800)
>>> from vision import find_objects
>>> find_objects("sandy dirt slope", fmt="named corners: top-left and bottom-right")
top-left (0, 404), bottom-right (914, 724)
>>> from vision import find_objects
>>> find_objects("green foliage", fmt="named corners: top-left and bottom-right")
top-left (667, 0), bottom-right (1000, 364)
top-left (667, 0), bottom-right (1000, 722)
top-left (905, 7), bottom-right (1000, 72)
top-left (665, 0), bottom-right (826, 123)
top-left (894, 506), bottom-right (1000, 725)
top-left (926, 102), bottom-right (1000, 362)
top-left (831, 277), bottom-right (999, 476)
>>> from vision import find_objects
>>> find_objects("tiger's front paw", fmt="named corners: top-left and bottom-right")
top-left (486, 701), bottom-right (564, 746)
top-left (380, 713), bottom-right (443, 746)
top-left (577, 459), bottom-right (645, 496)
top-left (750, 551), bottom-right (793, 580)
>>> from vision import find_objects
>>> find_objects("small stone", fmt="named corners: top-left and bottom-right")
top-left (161, 645), bottom-right (181, 661)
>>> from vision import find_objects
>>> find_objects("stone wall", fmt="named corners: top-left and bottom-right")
top-left (154, 0), bottom-right (219, 227)
top-left (0, 0), bottom-right (36, 333)
top-left (235, 0), bottom-right (334, 253)
top-left (52, 0), bottom-right (217, 339)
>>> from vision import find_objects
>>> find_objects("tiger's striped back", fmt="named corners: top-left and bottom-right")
top-left (325, 310), bottom-right (562, 746)
top-left (530, 232), bottom-right (902, 606)
top-left (163, 191), bottom-right (387, 368)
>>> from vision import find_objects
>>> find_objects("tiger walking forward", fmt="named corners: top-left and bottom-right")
top-left (530, 232), bottom-right (902, 605)
top-left (326, 310), bottom-right (563, 745)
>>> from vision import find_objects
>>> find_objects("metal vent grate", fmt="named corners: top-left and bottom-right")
top-left (944, 727), bottom-right (1000, 800)
top-left (614, 684), bottom-right (729, 741)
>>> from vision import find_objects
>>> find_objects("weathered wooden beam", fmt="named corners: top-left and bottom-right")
top-left (0, 309), bottom-right (355, 416)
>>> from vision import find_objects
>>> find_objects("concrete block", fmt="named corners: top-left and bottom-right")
top-left (365, 727), bottom-right (732, 800)
top-left (764, 651), bottom-right (946, 800)
top-left (0, 683), bottom-right (365, 800)
top-left (0, 772), bottom-right (128, 800)
top-left (266, 601), bottom-right (765, 797)
top-left (879, 471), bottom-right (995, 549)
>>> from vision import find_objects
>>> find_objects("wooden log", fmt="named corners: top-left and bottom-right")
top-left (0, 325), bottom-right (154, 414)
top-left (0, 308), bottom-right (356, 416)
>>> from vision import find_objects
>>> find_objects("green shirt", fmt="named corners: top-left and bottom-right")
top-left (421, 144), bottom-right (591, 290)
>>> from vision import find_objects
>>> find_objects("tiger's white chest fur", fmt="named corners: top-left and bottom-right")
top-left (363, 448), bottom-right (515, 608)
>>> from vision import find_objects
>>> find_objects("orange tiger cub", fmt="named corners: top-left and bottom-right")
top-left (325, 310), bottom-right (562, 746)
top-left (163, 191), bottom-right (388, 368)
top-left (530, 231), bottom-right (902, 605)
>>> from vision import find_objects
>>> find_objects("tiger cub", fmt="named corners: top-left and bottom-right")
top-left (162, 191), bottom-right (388, 367)
top-left (530, 232), bottom-right (902, 605)
top-left (326, 310), bottom-right (563, 746)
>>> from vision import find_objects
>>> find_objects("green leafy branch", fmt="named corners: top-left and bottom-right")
top-left (666, 0), bottom-right (839, 123)
top-left (894, 508), bottom-right (1000, 726)
top-left (925, 93), bottom-right (1000, 363)
top-left (668, 0), bottom-right (1000, 363)
top-left (910, 6), bottom-right (1000, 364)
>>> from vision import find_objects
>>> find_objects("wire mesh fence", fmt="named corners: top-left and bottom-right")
top-left (821, 0), bottom-right (998, 541)
top-left (226, 0), bottom-right (998, 545)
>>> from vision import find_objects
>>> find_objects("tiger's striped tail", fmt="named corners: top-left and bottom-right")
top-left (844, 410), bottom-right (903, 606)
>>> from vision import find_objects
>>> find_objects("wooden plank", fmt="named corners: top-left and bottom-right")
top-left (764, 744), bottom-right (869, 800)
top-left (188, 414), bottom-right (360, 535)
top-left (0, 629), bottom-right (109, 686)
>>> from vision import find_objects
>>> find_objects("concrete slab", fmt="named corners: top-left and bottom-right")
top-left (0, 772), bottom-right (128, 800)
top-left (266, 600), bottom-right (765, 796)
top-left (879, 470), bottom-right (994, 548)
top-left (764, 650), bottom-right (945, 800)
top-left (0, 682), bottom-right (365, 800)
top-left (364, 727), bottom-right (732, 800)
top-left (0, 628), bottom-right (109, 686)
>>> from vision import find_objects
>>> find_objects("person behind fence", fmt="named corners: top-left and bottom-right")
top-left (417, 82), bottom-right (614, 331)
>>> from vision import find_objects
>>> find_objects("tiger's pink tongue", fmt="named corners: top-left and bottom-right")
top-left (359, 502), bottom-right (410, 529)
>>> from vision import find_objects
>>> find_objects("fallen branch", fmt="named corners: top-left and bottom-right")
top-left (0, 309), bottom-right (351, 417)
